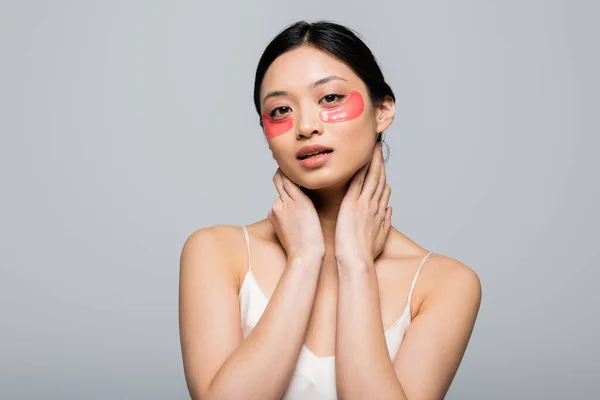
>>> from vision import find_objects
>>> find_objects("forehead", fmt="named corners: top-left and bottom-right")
top-left (260, 45), bottom-right (362, 96)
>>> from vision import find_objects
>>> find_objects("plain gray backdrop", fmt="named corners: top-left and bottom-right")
top-left (1, 1), bottom-right (598, 399)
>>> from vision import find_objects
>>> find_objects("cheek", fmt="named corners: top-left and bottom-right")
top-left (262, 113), bottom-right (294, 139)
top-left (319, 91), bottom-right (365, 123)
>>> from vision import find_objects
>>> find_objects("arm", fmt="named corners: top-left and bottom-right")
top-left (179, 226), bottom-right (323, 400)
top-left (335, 256), bottom-right (481, 399)
top-left (334, 143), bottom-right (481, 398)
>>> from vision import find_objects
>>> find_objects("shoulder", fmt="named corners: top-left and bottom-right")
top-left (383, 230), bottom-right (481, 313)
top-left (421, 253), bottom-right (482, 312)
top-left (181, 225), bottom-right (244, 255)
top-left (180, 225), bottom-right (248, 277)
top-left (385, 229), bottom-right (480, 292)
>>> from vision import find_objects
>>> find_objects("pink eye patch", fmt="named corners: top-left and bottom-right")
top-left (319, 91), bottom-right (364, 123)
top-left (261, 113), bottom-right (294, 139)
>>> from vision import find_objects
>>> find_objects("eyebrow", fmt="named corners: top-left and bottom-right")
top-left (311, 75), bottom-right (346, 88)
top-left (262, 75), bottom-right (347, 106)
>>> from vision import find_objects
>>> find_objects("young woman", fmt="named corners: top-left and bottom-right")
top-left (179, 21), bottom-right (481, 400)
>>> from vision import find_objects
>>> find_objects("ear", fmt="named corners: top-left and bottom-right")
top-left (375, 95), bottom-right (395, 134)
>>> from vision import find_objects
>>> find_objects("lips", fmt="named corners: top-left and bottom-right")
top-left (296, 144), bottom-right (334, 160)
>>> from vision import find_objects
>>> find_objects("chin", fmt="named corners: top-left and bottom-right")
top-left (293, 168), bottom-right (354, 191)
top-left (277, 152), bottom-right (367, 190)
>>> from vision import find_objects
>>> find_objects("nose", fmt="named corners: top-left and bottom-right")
top-left (296, 105), bottom-right (323, 139)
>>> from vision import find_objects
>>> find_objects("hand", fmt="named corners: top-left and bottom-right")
top-left (268, 168), bottom-right (326, 262)
top-left (334, 142), bottom-right (392, 265)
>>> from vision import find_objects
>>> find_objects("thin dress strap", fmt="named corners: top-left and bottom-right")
top-left (241, 226), bottom-right (252, 273)
top-left (407, 252), bottom-right (433, 304)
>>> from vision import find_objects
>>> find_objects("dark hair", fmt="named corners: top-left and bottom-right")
top-left (253, 20), bottom-right (395, 155)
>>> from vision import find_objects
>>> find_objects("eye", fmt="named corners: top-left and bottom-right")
top-left (321, 94), bottom-right (345, 105)
top-left (269, 106), bottom-right (292, 118)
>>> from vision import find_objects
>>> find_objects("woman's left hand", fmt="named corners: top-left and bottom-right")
top-left (335, 142), bottom-right (392, 266)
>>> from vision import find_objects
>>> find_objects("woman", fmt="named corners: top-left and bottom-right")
top-left (179, 20), bottom-right (481, 400)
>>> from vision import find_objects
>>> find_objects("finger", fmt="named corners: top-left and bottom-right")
top-left (346, 161), bottom-right (369, 199)
top-left (268, 205), bottom-right (276, 221)
top-left (361, 143), bottom-right (383, 198)
top-left (378, 184), bottom-right (391, 215)
top-left (280, 172), bottom-right (304, 201)
top-left (278, 168), bottom-right (309, 200)
top-left (273, 169), bottom-right (291, 201)
top-left (373, 156), bottom-right (387, 202)
top-left (383, 206), bottom-right (392, 235)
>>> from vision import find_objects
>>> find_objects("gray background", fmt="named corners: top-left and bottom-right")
top-left (1, 0), bottom-right (598, 399)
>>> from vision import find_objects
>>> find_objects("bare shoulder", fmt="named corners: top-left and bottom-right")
top-left (386, 229), bottom-right (481, 313)
top-left (416, 253), bottom-right (482, 318)
top-left (180, 225), bottom-right (248, 282)
top-left (181, 225), bottom-right (242, 257)
top-left (182, 224), bottom-right (243, 249)
top-left (426, 254), bottom-right (481, 296)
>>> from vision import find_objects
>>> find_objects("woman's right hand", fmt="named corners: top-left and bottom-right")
top-left (268, 168), bottom-right (325, 262)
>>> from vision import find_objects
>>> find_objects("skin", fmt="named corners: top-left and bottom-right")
top-left (179, 45), bottom-right (482, 399)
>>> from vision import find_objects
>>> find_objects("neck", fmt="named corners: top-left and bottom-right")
top-left (301, 180), bottom-right (351, 252)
